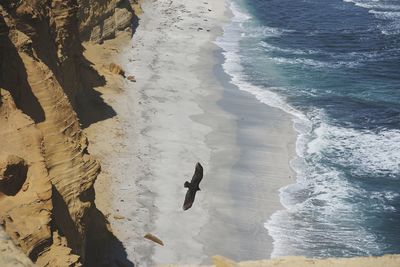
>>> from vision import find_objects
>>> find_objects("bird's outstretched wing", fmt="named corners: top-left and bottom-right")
top-left (191, 162), bottom-right (203, 187)
top-left (183, 187), bottom-right (197, 210)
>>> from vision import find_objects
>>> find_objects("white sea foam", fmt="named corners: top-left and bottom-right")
top-left (268, 56), bottom-right (360, 69)
top-left (229, 0), bottom-right (293, 39)
top-left (268, 119), bottom-right (400, 257)
top-left (369, 10), bottom-right (400, 34)
top-left (260, 41), bottom-right (320, 55)
top-left (266, 122), bottom-right (397, 257)
top-left (370, 10), bottom-right (400, 19)
top-left (260, 41), bottom-right (384, 66)
top-left (308, 124), bottom-right (400, 177)
top-left (344, 0), bottom-right (400, 11)
top-left (241, 25), bottom-right (294, 38)
top-left (344, 0), bottom-right (400, 34)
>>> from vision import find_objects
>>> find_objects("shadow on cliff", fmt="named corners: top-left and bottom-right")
top-left (0, 7), bottom-right (117, 129)
top-left (76, 58), bottom-right (117, 129)
top-left (52, 185), bottom-right (134, 267)
top-left (86, 206), bottom-right (135, 267)
top-left (0, 17), bottom-right (46, 123)
top-left (128, 2), bottom-right (140, 37)
top-left (75, 0), bottom-right (141, 129)
top-left (112, 0), bottom-right (140, 38)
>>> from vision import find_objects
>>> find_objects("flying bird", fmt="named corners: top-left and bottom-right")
top-left (182, 162), bottom-right (203, 211)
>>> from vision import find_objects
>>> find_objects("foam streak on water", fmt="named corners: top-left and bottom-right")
top-left (344, 0), bottom-right (400, 34)
top-left (217, 0), bottom-right (400, 259)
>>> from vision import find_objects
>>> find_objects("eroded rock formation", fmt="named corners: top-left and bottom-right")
top-left (77, 0), bottom-right (135, 43)
top-left (0, 0), bottom-right (136, 266)
top-left (0, 88), bottom-right (54, 263)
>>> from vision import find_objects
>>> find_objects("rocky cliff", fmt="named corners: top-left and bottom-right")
top-left (77, 0), bottom-right (136, 43)
top-left (0, 0), bottom-right (135, 266)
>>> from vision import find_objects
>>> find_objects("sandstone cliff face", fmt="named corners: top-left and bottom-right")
top-left (0, 90), bottom-right (52, 260)
top-left (77, 0), bottom-right (135, 43)
top-left (0, 0), bottom-right (135, 266)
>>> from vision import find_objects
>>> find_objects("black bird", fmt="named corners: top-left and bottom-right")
top-left (182, 162), bottom-right (203, 211)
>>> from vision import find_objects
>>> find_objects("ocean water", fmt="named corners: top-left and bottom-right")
top-left (216, 0), bottom-right (400, 258)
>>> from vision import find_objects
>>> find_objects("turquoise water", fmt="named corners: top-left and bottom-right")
top-left (216, 0), bottom-right (400, 258)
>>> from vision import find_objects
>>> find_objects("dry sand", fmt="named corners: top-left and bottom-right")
top-left (85, 0), bottom-right (296, 266)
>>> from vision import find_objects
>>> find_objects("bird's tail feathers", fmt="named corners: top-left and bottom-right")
top-left (184, 181), bottom-right (191, 188)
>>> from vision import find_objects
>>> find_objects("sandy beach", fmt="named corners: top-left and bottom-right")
top-left (85, 0), bottom-right (296, 266)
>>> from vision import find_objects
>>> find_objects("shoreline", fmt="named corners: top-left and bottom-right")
top-left (84, 0), bottom-right (297, 265)
top-left (192, 36), bottom-right (297, 261)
